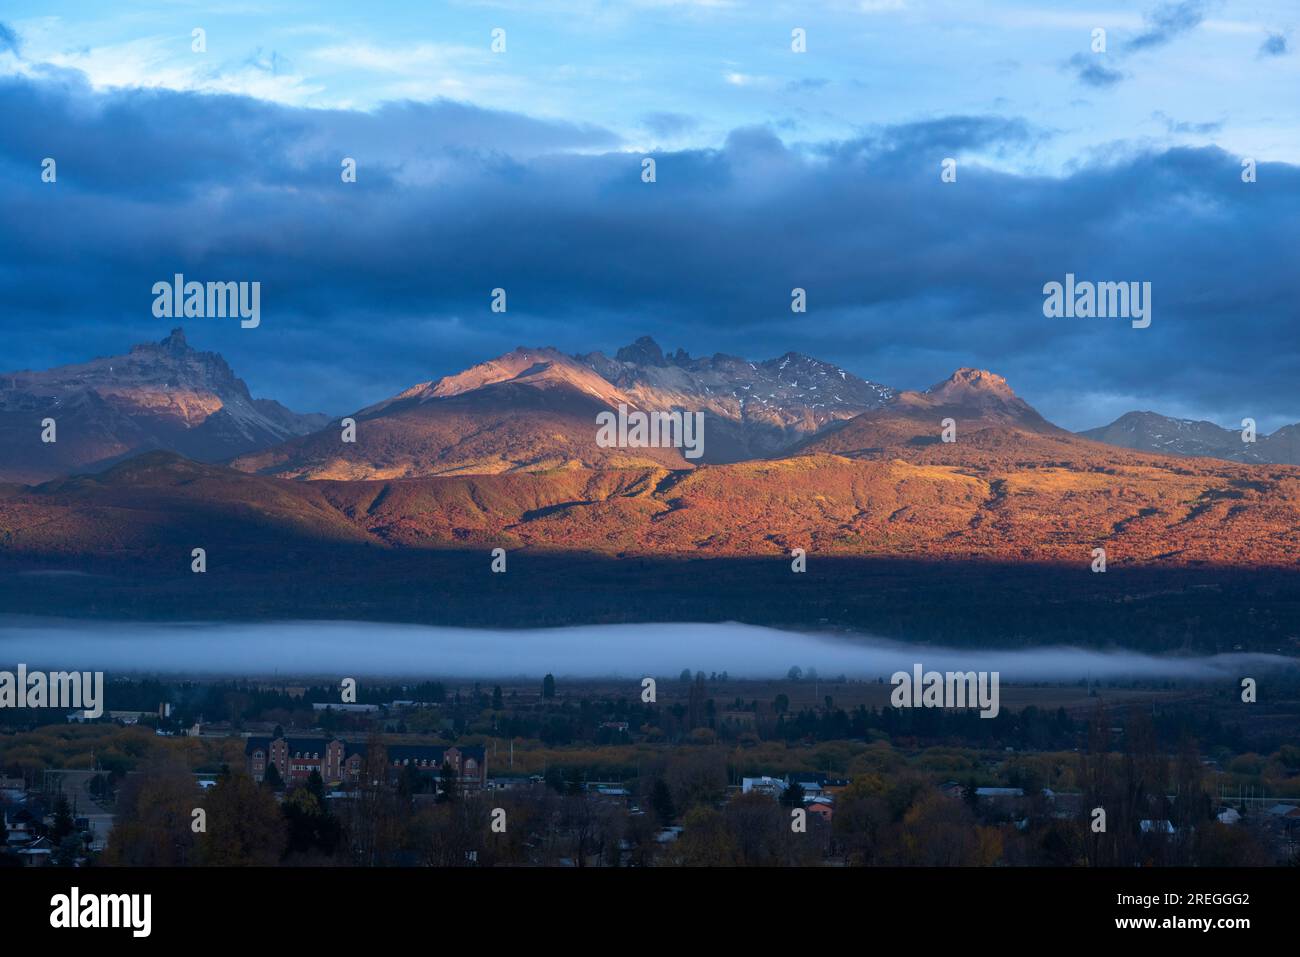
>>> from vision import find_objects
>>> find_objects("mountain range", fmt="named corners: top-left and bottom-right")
top-left (4, 329), bottom-right (1297, 487)
top-left (229, 335), bottom-right (897, 478)
top-left (1080, 411), bottom-right (1300, 465)
top-left (0, 329), bottom-right (1295, 576)
top-left (0, 327), bottom-right (1297, 649)
top-left (0, 329), bottom-right (327, 484)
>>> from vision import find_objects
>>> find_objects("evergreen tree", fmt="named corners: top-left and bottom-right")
top-left (438, 762), bottom-right (459, 803)
top-left (263, 762), bottom-right (283, 790)
top-left (650, 778), bottom-right (676, 826)
top-left (50, 795), bottom-right (75, 842)
top-left (305, 769), bottom-right (326, 804)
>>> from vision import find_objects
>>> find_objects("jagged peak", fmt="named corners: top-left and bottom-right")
top-left (925, 367), bottom-right (1017, 399)
top-left (615, 336), bottom-right (667, 367)
top-left (762, 350), bottom-right (826, 368)
top-left (128, 327), bottom-right (190, 354)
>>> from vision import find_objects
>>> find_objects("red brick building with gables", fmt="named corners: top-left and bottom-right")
top-left (245, 736), bottom-right (487, 790)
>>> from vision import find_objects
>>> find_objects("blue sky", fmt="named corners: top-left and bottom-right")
top-left (4, 1), bottom-right (1297, 168)
top-left (0, 1), bottom-right (1297, 430)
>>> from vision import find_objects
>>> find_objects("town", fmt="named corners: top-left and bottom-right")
top-left (2, 669), bottom-right (1297, 868)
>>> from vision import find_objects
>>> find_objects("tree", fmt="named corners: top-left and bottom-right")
top-left (897, 792), bottom-right (995, 866)
top-left (438, 762), bottom-right (459, 803)
top-left (787, 666), bottom-right (803, 681)
top-left (492, 685), bottom-right (503, 710)
top-left (343, 735), bottom-right (400, 866)
top-left (102, 758), bottom-right (201, 866)
top-left (833, 775), bottom-right (890, 865)
top-left (398, 763), bottom-right (426, 799)
top-left (725, 791), bottom-right (808, 866)
top-left (305, 769), bottom-right (326, 804)
top-left (50, 795), bottom-right (75, 843)
top-left (199, 772), bottom-right (286, 866)
top-left (673, 806), bottom-right (735, 866)
top-left (282, 785), bottom-right (341, 861)
top-left (564, 767), bottom-right (585, 797)
top-left (542, 674), bottom-right (556, 699)
top-left (54, 833), bottom-right (84, 867)
top-left (687, 673), bottom-right (707, 730)
top-left (773, 693), bottom-right (790, 715)
top-left (780, 780), bottom-right (805, 809)
top-left (413, 799), bottom-right (492, 867)
top-left (263, 761), bottom-right (283, 790)
top-left (88, 773), bottom-right (111, 801)
top-left (650, 778), bottom-right (676, 826)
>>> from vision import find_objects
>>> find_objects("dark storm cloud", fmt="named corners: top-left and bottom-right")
top-left (0, 70), bottom-right (1297, 432)
top-left (1065, 53), bottom-right (1124, 89)
top-left (0, 23), bottom-right (18, 55)
top-left (641, 111), bottom-right (698, 138)
top-left (1126, 0), bottom-right (1211, 52)
top-left (1258, 32), bottom-right (1289, 56)
top-left (1068, 1), bottom-right (1213, 89)
top-left (1153, 111), bottom-right (1224, 134)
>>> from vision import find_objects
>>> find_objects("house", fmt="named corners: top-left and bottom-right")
top-left (388, 744), bottom-right (486, 791)
top-left (806, 799), bottom-right (834, 823)
top-left (1140, 819), bottom-right (1175, 835)
top-left (586, 781), bottom-right (630, 799)
top-left (0, 777), bottom-right (25, 803)
top-left (1266, 804), bottom-right (1300, 819)
top-left (655, 826), bottom-right (684, 844)
top-left (3, 808), bottom-right (41, 846)
top-left (1216, 807), bottom-right (1241, 825)
top-left (187, 719), bottom-right (232, 736)
top-left (13, 835), bottom-right (52, 866)
top-left (311, 703), bottom-right (380, 713)
top-left (720, 711), bottom-right (757, 730)
top-left (975, 787), bottom-right (1025, 798)
top-left (245, 735), bottom-right (486, 790)
top-left (741, 776), bottom-right (786, 798)
top-left (790, 775), bottom-right (851, 799)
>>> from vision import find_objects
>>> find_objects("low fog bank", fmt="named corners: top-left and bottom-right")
top-left (0, 619), bottom-right (1293, 682)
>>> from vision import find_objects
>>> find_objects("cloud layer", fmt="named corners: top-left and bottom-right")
top-left (1, 67), bottom-right (1297, 431)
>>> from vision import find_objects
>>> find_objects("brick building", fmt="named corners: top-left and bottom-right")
top-left (245, 736), bottom-right (486, 790)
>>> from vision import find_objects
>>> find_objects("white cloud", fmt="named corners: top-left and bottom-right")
top-left (3, 29), bottom-right (325, 105)
top-left (309, 41), bottom-right (487, 75)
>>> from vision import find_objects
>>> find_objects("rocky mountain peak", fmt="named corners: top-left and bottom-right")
top-left (615, 336), bottom-right (667, 367)
top-left (928, 368), bottom-right (1016, 398)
